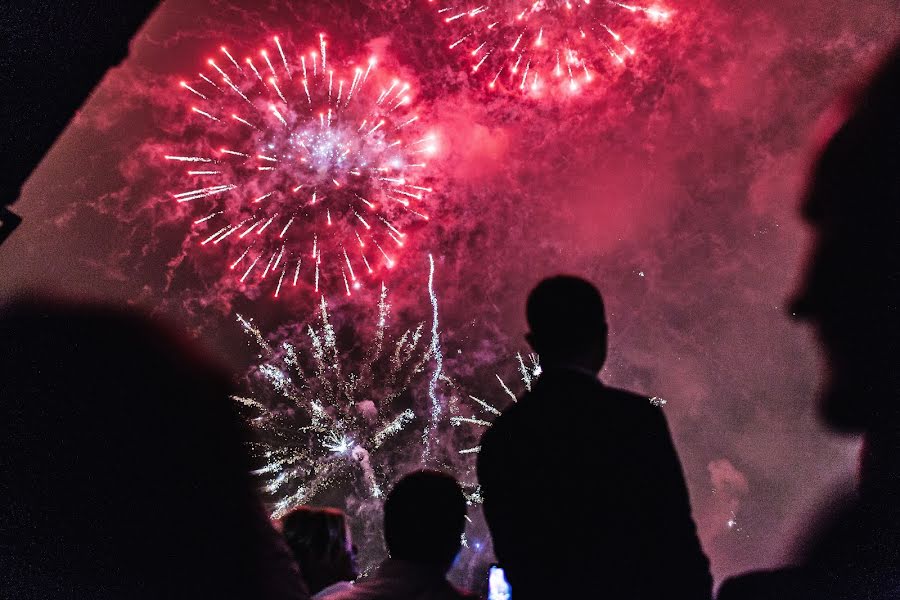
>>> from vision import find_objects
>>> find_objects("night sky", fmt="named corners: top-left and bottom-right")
top-left (1, 0), bottom-right (898, 588)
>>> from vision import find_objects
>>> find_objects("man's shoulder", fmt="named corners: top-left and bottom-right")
top-left (325, 578), bottom-right (384, 600)
top-left (479, 379), bottom-right (660, 455)
top-left (326, 580), bottom-right (477, 600)
top-left (602, 384), bottom-right (656, 407)
top-left (488, 378), bottom-right (658, 426)
top-left (326, 583), bottom-right (379, 600)
top-left (531, 373), bottom-right (656, 413)
top-left (597, 385), bottom-right (669, 432)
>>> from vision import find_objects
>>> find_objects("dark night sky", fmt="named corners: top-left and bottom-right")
top-left (1, 0), bottom-right (898, 587)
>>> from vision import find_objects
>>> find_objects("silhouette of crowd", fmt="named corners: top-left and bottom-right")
top-left (1, 34), bottom-right (897, 600)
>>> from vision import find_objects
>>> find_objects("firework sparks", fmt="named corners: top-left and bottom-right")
top-left (432, 0), bottom-right (672, 96)
top-left (165, 34), bottom-right (439, 297)
top-left (450, 352), bottom-right (541, 457)
top-left (236, 280), bottom-right (440, 520)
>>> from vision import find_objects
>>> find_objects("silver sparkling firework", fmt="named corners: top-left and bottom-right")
top-left (236, 282), bottom-right (436, 519)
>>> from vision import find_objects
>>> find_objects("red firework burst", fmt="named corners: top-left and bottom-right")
top-left (432, 0), bottom-right (671, 95)
top-left (164, 34), bottom-right (438, 298)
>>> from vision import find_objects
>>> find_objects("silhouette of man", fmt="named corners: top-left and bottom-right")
top-left (477, 276), bottom-right (712, 600)
top-left (331, 470), bottom-right (477, 600)
top-left (718, 42), bottom-right (900, 600)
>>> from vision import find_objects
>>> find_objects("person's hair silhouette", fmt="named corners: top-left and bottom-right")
top-left (0, 298), bottom-right (308, 600)
top-left (478, 275), bottom-right (712, 600)
top-left (719, 41), bottom-right (900, 600)
top-left (282, 507), bottom-right (358, 598)
top-left (384, 470), bottom-right (467, 568)
top-left (525, 275), bottom-right (608, 370)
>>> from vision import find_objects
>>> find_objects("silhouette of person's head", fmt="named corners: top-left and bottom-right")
top-left (383, 470), bottom-right (467, 571)
top-left (0, 297), bottom-right (299, 598)
top-left (281, 506), bottom-right (358, 593)
top-left (525, 275), bottom-right (608, 373)
top-left (790, 43), bottom-right (900, 434)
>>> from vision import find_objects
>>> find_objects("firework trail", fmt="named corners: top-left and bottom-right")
top-left (422, 253), bottom-right (444, 460)
top-left (431, 0), bottom-right (672, 96)
top-left (165, 34), bottom-right (439, 298)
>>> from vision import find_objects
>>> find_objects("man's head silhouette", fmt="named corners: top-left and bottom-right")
top-left (525, 275), bottom-right (608, 373)
top-left (790, 43), bottom-right (900, 433)
top-left (383, 470), bottom-right (467, 571)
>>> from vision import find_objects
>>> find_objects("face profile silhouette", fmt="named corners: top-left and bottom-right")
top-left (790, 44), bottom-right (900, 433)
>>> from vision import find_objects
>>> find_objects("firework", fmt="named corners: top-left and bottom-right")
top-left (432, 0), bottom-right (672, 95)
top-left (236, 282), bottom-right (434, 519)
top-left (166, 34), bottom-right (439, 297)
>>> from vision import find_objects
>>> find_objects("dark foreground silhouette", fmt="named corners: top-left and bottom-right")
top-left (0, 298), bottom-right (309, 599)
top-left (281, 506), bottom-right (358, 599)
top-left (478, 276), bottom-right (713, 600)
top-left (719, 41), bottom-right (900, 600)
